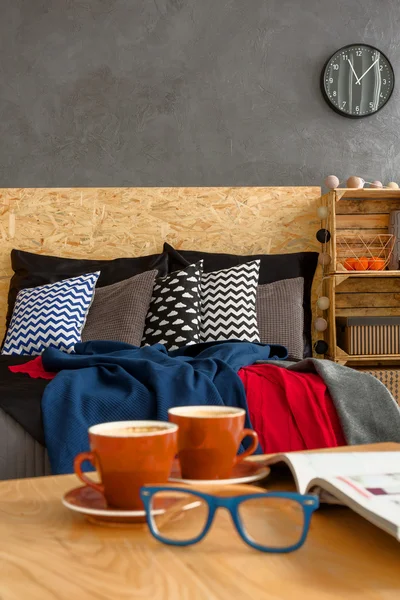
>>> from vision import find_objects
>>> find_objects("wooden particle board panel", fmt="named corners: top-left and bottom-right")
top-left (0, 186), bottom-right (321, 342)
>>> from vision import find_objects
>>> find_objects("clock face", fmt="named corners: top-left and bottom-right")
top-left (321, 44), bottom-right (395, 118)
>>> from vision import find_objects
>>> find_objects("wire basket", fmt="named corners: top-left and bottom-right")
top-left (336, 233), bottom-right (395, 271)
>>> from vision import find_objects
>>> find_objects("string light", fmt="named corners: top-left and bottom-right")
top-left (317, 296), bottom-right (330, 310)
top-left (316, 228), bottom-right (331, 244)
top-left (317, 206), bottom-right (329, 219)
top-left (315, 317), bottom-right (328, 332)
top-left (323, 175), bottom-right (398, 190)
top-left (324, 175), bottom-right (339, 189)
top-left (318, 252), bottom-right (331, 266)
top-left (314, 340), bottom-right (329, 354)
top-left (346, 176), bottom-right (364, 188)
top-left (315, 192), bottom-right (331, 355)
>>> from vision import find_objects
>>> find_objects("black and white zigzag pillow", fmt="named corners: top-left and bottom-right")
top-left (200, 260), bottom-right (260, 343)
top-left (142, 262), bottom-right (203, 351)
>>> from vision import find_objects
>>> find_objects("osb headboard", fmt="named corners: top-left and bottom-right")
top-left (0, 186), bottom-right (321, 342)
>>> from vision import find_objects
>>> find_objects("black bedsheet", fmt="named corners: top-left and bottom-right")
top-left (0, 356), bottom-right (49, 445)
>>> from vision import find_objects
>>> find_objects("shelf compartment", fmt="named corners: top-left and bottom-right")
top-left (336, 233), bottom-right (394, 271)
top-left (336, 316), bottom-right (400, 356)
top-left (336, 198), bottom-right (400, 215)
top-left (323, 189), bottom-right (400, 274)
top-left (335, 188), bottom-right (400, 199)
top-left (335, 276), bottom-right (400, 292)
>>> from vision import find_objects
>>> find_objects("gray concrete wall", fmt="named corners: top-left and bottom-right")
top-left (1, 0), bottom-right (399, 187)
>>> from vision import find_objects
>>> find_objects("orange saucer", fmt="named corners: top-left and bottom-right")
top-left (62, 486), bottom-right (170, 525)
top-left (169, 458), bottom-right (270, 486)
top-left (63, 460), bottom-right (270, 525)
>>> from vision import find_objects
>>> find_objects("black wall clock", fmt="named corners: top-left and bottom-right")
top-left (321, 44), bottom-right (394, 118)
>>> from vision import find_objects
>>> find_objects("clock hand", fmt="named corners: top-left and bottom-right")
top-left (356, 57), bottom-right (380, 84)
top-left (347, 59), bottom-right (360, 83)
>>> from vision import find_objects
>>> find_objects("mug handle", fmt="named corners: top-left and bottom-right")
top-left (235, 429), bottom-right (259, 464)
top-left (73, 451), bottom-right (104, 495)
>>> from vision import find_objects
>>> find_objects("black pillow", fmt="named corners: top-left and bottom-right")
top-left (4, 249), bottom-right (169, 338)
top-left (163, 242), bottom-right (318, 357)
top-left (142, 262), bottom-right (203, 351)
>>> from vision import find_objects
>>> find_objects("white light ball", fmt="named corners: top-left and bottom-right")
top-left (387, 181), bottom-right (399, 189)
top-left (317, 296), bottom-right (330, 310)
top-left (370, 180), bottom-right (383, 188)
top-left (317, 206), bottom-right (329, 219)
top-left (324, 175), bottom-right (339, 190)
top-left (318, 252), bottom-right (331, 266)
top-left (346, 176), bottom-right (364, 189)
top-left (315, 317), bottom-right (328, 332)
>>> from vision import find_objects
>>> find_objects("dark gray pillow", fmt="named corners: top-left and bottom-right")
top-left (256, 277), bottom-right (304, 361)
top-left (82, 270), bottom-right (157, 346)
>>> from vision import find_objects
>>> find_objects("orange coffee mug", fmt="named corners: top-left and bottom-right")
top-left (73, 420), bottom-right (178, 510)
top-left (168, 406), bottom-right (258, 480)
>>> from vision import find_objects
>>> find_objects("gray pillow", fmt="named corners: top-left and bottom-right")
top-left (256, 277), bottom-right (304, 361)
top-left (82, 270), bottom-right (157, 346)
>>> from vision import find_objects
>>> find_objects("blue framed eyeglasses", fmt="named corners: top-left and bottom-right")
top-left (140, 485), bottom-right (319, 553)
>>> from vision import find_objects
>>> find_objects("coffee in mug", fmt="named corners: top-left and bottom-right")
top-left (108, 425), bottom-right (170, 436)
top-left (73, 420), bottom-right (178, 510)
top-left (185, 409), bottom-right (239, 418)
top-left (168, 406), bottom-right (258, 480)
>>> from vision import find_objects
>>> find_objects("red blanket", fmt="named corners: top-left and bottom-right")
top-left (9, 356), bottom-right (56, 380)
top-left (240, 364), bottom-right (346, 453)
top-left (10, 358), bottom-right (345, 453)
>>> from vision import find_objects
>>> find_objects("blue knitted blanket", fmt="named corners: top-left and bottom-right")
top-left (41, 340), bottom-right (287, 474)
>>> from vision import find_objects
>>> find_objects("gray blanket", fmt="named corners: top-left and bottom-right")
top-left (257, 359), bottom-right (400, 445)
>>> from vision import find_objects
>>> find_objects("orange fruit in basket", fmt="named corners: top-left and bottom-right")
top-left (343, 258), bottom-right (356, 270)
top-left (353, 257), bottom-right (369, 270)
top-left (368, 257), bottom-right (385, 270)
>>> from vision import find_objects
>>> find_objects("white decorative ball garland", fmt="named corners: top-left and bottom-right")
top-left (323, 174), bottom-right (398, 190)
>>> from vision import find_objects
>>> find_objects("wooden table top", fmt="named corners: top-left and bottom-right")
top-left (1, 443), bottom-right (400, 600)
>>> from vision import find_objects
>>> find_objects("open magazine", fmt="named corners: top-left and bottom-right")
top-left (265, 451), bottom-right (400, 541)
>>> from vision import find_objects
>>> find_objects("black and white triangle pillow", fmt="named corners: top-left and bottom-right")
top-left (142, 262), bottom-right (203, 351)
top-left (200, 260), bottom-right (260, 343)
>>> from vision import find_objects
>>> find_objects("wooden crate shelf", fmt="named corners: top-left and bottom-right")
top-left (320, 189), bottom-right (400, 366)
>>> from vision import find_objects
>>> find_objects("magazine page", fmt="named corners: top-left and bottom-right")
top-left (267, 451), bottom-right (400, 495)
top-left (264, 453), bottom-right (318, 494)
top-left (310, 471), bottom-right (400, 540)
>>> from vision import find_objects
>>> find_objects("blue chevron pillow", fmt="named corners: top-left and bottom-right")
top-left (2, 272), bottom-right (100, 356)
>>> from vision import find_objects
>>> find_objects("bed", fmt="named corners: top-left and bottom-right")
top-left (0, 185), bottom-right (347, 479)
top-left (0, 357), bottom-right (50, 479)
